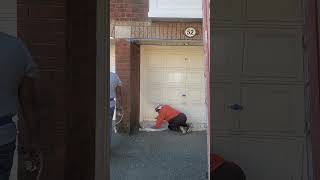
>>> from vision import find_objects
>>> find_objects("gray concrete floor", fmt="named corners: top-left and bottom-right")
top-left (110, 130), bottom-right (208, 180)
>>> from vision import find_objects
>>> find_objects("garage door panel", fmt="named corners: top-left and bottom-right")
top-left (246, 0), bottom-right (303, 22)
top-left (238, 137), bottom-right (305, 180)
top-left (240, 84), bottom-right (305, 135)
top-left (165, 87), bottom-right (185, 105)
top-left (166, 54), bottom-right (186, 68)
top-left (143, 105), bottom-right (159, 122)
top-left (186, 88), bottom-right (205, 104)
top-left (184, 105), bottom-right (205, 123)
top-left (211, 135), bottom-right (239, 162)
top-left (166, 69), bottom-right (186, 85)
top-left (188, 53), bottom-right (204, 69)
top-left (212, 0), bottom-right (244, 21)
top-left (146, 69), bottom-right (165, 84)
top-left (211, 84), bottom-right (238, 131)
top-left (146, 86), bottom-right (164, 103)
top-left (212, 30), bottom-right (243, 80)
top-left (243, 30), bottom-right (303, 81)
top-left (144, 86), bottom-right (165, 121)
top-left (186, 71), bottom-right (204, 86)
top-left (147, 54), bottom-right (165, 68)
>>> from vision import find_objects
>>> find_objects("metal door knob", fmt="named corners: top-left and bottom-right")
top-left (229, 104), bottom-right (243, 111)
top-left (182, 94), bottom-right (186, 97)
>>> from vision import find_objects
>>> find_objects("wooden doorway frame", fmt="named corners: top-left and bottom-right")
top-left (95, 0), bottom-right (108, 179)
top-left (309, 0), bottom-right (320, 179)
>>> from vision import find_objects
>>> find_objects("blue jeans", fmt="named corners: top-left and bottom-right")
top-left (109, 107), bottom-right (115, 143)
top-left (0, 140), bottom-right (16, 180)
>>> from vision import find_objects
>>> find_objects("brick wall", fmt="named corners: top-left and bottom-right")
top-left (17, 1), bottom-right (67, 179)
top-left (110, 0), bottom-right (148, 21)
top-left (115, 40), bottom-right (140, 134)
top-left (115, 39), bottom-right (131, 133)
top-left (111, 21), bottom-right (203, 41)
top-left (17, 0), bottom-right (96, 179)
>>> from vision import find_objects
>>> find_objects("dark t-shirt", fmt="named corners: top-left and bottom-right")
top-left (0, 32), bottom-right (38, 145)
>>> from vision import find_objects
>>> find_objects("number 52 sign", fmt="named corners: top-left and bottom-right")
top-left (184, 27), bottom-right (197, 38)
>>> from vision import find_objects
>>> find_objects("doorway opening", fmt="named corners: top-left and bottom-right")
top-left (97, 0), bottom-right (319, 179)
top-left (107, 1), bottom-right (209, 179)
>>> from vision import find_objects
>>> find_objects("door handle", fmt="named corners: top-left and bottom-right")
top-left (229, 104), bottom-right (244, 111)
top-left (182, 94), bottom-right (186, 97)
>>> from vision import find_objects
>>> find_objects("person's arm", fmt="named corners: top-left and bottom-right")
top-left (154, 113), bottom-right (165, 129)
top-left (18, 43), bottom-right (40, 152)
top-left (116, 85), bottom-right (123, 109)
top-left (115, 74), bottom-right (123, 109)
top-left (19, 78), bottom-right (39, 150)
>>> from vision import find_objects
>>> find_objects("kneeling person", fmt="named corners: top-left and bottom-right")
top-left (153, 104), bottom-right (191, 134)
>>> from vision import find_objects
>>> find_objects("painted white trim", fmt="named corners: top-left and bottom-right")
top-left (139, 46), bottom-right (145, 124)
top-left (148, 0), bottom-right (203, 19)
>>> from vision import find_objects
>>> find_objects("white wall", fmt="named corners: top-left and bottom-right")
top-left (110, 40), bottom-right (116, 73)
top-left (148, 0), bottom-right (203, 19)
top-left (0, 0), bottom-right (17, 36)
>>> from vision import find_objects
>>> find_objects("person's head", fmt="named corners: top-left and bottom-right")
top-left (154, 104), bottom-right (163, 113)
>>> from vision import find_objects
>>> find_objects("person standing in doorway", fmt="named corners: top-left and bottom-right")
top-left (0, 32), bottom-right (39, 180)
top-left (109, 72), bottom-right (123, 142)
top-left (153, 104), bottom-right (191, 134)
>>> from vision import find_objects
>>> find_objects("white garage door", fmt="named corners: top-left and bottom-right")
top-left (212, 0), bottom-right (308, 179)
top-left (140, 46), bottom-right (207, 130)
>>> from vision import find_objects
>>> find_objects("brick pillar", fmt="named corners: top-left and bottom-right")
top-left (17, 0), bottom-right (97, 179)
top-left (115, 39), bottom-right (140, 134)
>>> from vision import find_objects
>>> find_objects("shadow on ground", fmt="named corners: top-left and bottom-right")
top-left (110, 130), bottom-right (208, 180)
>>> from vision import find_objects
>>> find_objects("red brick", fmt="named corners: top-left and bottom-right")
top-left (111, 0), bottom-right (148, 21)
top-left (115, 40), bottom-right (141, 133)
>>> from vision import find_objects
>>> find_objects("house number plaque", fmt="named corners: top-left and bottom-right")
top-left (184, 27), bottom-right (197, 38)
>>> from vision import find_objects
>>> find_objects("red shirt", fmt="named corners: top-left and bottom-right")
top-left (211, 154), bottom-right (225, 171)
top-left (155, 105), bottom-right (180, 128)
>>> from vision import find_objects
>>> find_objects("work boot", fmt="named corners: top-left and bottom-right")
top-left (179, 126), bottom-right (187, 134)
top-left (185, 126), bottom-right (192, 133)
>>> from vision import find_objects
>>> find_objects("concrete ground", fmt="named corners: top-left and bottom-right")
top-left (110, 130), bottom-right (208, 180)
